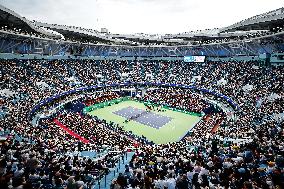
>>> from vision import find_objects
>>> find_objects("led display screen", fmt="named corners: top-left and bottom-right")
top-left (184, 56), bottom-right (206, 62)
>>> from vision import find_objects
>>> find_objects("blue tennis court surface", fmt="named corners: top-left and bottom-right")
top-left (113, 106), bottom-right (172, 129)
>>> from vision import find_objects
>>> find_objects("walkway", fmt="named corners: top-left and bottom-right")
top-left (93, 152), bottom-right (135, 189)
top-left (53, 118), bottom-right (90, 144)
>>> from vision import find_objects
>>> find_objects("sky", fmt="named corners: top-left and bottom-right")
top-left (1, 0), bottom-right (283, 34)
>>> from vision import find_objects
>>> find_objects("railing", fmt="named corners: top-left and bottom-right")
top-left (89, 151), bottom-right (134, 189)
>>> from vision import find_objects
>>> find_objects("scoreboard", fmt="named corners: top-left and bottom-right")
top-left (184, 56), bottom-right (206, 63)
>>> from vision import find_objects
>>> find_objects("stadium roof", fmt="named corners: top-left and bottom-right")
top-left (1, 4), bottom-right (284, 46)
top-left (0, 4), bottom-right (36, 32)
top-left (0, 4), bottom-right (60, 38)
top-left (220, 7), bottom-right (284, 32)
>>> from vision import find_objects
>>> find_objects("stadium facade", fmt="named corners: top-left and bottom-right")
top-left (0, 5), bottom-right (284, 63)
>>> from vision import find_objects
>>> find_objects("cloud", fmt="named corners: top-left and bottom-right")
top-left (0, 0), bottom-right (283, 34)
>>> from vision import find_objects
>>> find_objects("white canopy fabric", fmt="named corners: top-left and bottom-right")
top-left (242, 84), bottom-right (254, 91)
top-left (217, 78), bottom-right (227, 86)
top-left (146, 73), bottom-right (153, 77)
top-left (273, 112), bottom-right (284, 122)
top-left (266, 93), bottom-right (281, 102)
top-left (65, 76), bottom-right (76, 81)
top-left (252, 65), bottom-right (259, 69)
top-left (191, 76), bottom-right (201, 82)
top-left (122, 73), bottom-right (129, 77)
top-left (36, 81), bottom-right (49, 89)
top-left (0, 89), bottom-right (17, 97)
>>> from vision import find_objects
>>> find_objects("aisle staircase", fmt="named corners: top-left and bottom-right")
top-left (92, 152), bottom-right (135, 189)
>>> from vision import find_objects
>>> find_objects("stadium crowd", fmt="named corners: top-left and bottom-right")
top-left (0, 58), bottom-right (283, 188)
top-left (143, 88), bottom-right (210, 114)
